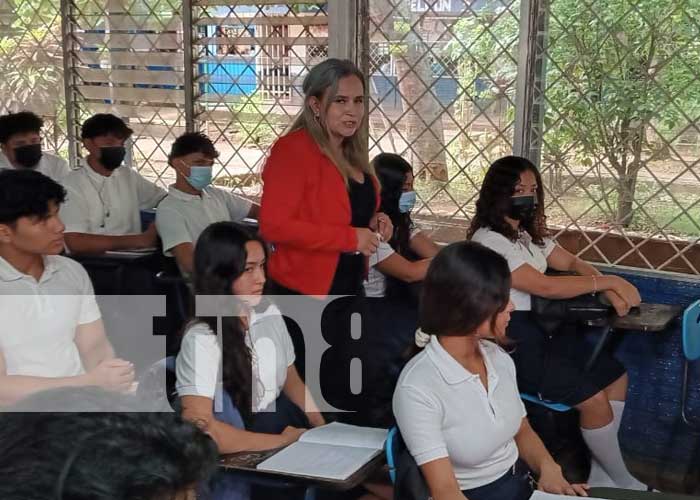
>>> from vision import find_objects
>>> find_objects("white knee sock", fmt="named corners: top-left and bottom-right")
top-left (581, 401), bottom-right (647, 490)
top-left (588, 458), bottom-right (615, 487)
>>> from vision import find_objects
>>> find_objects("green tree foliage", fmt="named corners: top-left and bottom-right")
top-left (545, 0), bottom-right (700, 226)
top-left (447, 0), bottom-right (700, 227)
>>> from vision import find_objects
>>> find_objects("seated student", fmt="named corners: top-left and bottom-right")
top-left (177, 221), bottom-right (324, 454)
top-left (156, 132), bottom-right (259, 276)
top-left (0, 170), bottom-right (135, 406)
top-left (393, 241), bottom-right (588, 500)
top-left (365, 153), bottom-right (439, 299)
top-left (0, 387), bottom-right (218, 500)
top-left (60, 113), bottom-right (167, 255)
top-left (0, 111), bottom-right (70, 182)
top-left (469, 156), bottom-right (644, 489)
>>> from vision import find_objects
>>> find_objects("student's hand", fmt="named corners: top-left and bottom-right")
top-left (281, 426), bottom-right (307, 445)
top-left (355, 228), bottom-right (380, 256)
top-left (538, 463), bottom-right (589, 496)
top-left (306, 412), bottom-right (325, 428)
top-left (608, 276), bottom-right (641, 311)
top-left (138, 223), bottom-right (159, 248)
top-left (370, 212), bottom-right (393, 242)
top-left (603, 290), bottom-right (632, 317)
top-left (87, 358), bottom-right (135, 392)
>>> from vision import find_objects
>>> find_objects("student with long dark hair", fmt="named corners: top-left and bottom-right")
top-left (469, 156), bottom-right (644, 489)
top-left (393, 242), bottom-right (587, 500)
top-left (364, 153), bottom-right (439, 299)
top-left (176, 222), bottom-right (324, 455)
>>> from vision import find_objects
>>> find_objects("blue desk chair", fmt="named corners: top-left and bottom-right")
top-left (385, 426), bottom-right (430, 500)
top-left (681, 299), bottom-right (700, 429)
top-left (386, 426), bottom-right (399, 484)
top-left (519, 392), bottom-right (573, 413)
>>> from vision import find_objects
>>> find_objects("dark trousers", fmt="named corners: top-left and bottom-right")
top-left (461, 464), bottom-right (534, 500)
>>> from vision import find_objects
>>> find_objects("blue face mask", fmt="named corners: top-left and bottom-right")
top-left (399, 190), bottom-right (417, 213)
top-left (187, 166), bottom-right (213, 191)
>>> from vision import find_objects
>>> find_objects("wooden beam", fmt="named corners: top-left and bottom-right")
top-left (194, 15), bottom-right (326, 27)
top-left (76, 67), bottom-right (185, 85)
top-left (77, 32), bottom-right (181, 50)
top-left (196, 35), bottom-right (327, 46)
top-left (76, 51), bottom-right (185, 68)
top-left (195, 0), bottom-right (324, 5)
top-left (76, 85), bottom-right (186, 104)
top-left (87, 102), bottom-right (185, 120)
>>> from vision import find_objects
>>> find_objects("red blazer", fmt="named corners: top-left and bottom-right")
top-left (259, 128), bottom-right (379, 296)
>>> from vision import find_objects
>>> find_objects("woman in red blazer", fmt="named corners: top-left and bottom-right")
top-left (260, 59), bottom-right (393, 422)
top-left (260, 59), bottom-right (391, 297)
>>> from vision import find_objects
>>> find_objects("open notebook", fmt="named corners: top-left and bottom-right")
top-left (256, 422), bottom-right (388, 481)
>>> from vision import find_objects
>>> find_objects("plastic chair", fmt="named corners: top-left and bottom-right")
top-left (385, 426), bottom-right (430, 500)
top-left (681, 299), bottom-right (700, 429)
top-left (386, 426), bottom-right (399, 484)
top-left (520, 392), bottom-right (573, 412)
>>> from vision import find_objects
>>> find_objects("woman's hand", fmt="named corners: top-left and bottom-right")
top-left (355, 228), bottom-right (380, 256)
top-left (603, 290), bottom-right (631, 316)
top-left (607, 276), bottom-right (641, 311)
top-left (538, 463), bottom-right (589, 496)
top-left (370, 212), bottom-right (393, 242)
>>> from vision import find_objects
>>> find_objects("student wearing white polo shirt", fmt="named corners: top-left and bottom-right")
top-left (363, 153), bottom-right (438, 299)
top-left (60, 114), bottom-right (166, 255)
top-left (469, 156), bottom-right (645, 490)
top-left (156, 132), bottom-right (258, 276)
top-left (0, 111), bottom-right (71, 182)
top-left (176, 222), bottom-right (324, 457)
top-left (0, 170), bottom-right (134, 406)
top-left (393, 242), bottom-right (587, 500)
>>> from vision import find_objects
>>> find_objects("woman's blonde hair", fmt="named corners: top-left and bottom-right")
top-left (289, 58), bottom-right (375, 185)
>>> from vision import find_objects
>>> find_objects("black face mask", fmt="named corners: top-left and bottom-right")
top-left (508, 195), bottom-right (537, 222)
top-left (99, 146), bottom-right (126, 171)
top-left (13, 143), bottom-right (43, 169)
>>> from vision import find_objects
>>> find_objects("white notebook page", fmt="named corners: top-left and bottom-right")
top-left (256, 442), bottom-right (380, 480)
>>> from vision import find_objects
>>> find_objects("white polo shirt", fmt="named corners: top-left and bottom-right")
top-left (471, 227), bottom-right (556, 311)
top-left (59, 160), bottom-right (166, 235)
top-left (176, 303), bottom-right (296, 413)
top-left (364, 225), bottom-right (422, 298)
top-left (0, 255), bottom-right (101, 377)
top-left (393, 336), bottom-right (526, 491)
top-left (0, 151), bottom-right (71, 183)
top-left (155, 185), bottom-right (252, 256)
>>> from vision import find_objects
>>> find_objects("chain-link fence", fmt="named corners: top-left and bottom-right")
top-left (191, 1), bottom-right (328, 198)
top-left (366, 0), bottom-right (520, 224)
top-left (0, 0), bottom-right (67, 154)
top-left (1, 0), bottom-right (698, 274)
top-left (536, 0), bottom-right (700, 274)
top-left (64, 0), bottom-right (186, 186)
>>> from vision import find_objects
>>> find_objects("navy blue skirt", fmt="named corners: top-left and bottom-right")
top-left (506, 311), bottom-right (626, 406)
top-left (461, 462), bottom-right (534, 500)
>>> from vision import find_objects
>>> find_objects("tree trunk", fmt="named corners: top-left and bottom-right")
top-left (395, 50), bottom-right (449, 181)
top-left (391, 1), bottom-right (448, 182)
top-left (615, 124), bottom-right (645, 227)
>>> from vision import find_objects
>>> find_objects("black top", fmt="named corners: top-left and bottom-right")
top-left (328, 174), bottom-right (375, 295)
